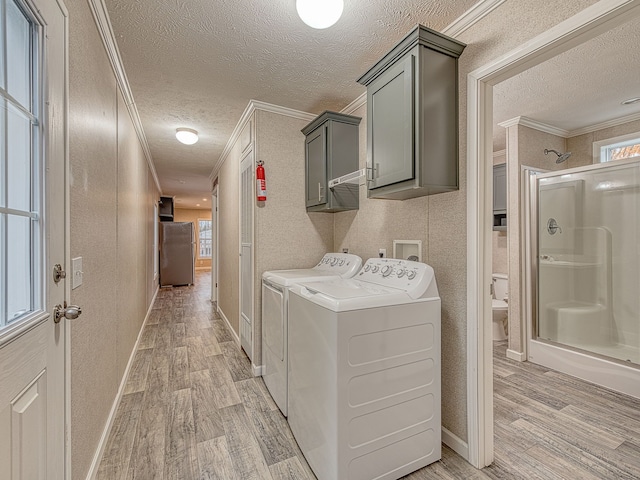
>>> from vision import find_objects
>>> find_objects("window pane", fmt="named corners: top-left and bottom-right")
top-left (0, 0), bottom-right (6, 90)
top-left (0, 99), bottom-right (5, 208)
top-left (7, 101), bottom-right (32, 211)
top-left (199, 220), bottom-right (212, 258)
top-left (609, 143), bottom-right (640, 161)
top-left (7, 214), bottom-right (31, 323)
top-left (7, 0), bottom-right (31, 109)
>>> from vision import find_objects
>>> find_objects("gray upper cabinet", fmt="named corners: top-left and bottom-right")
top-left (302, 111), bottom-right (361, 213)
top-left (493, 163), bottom-right (507, 231)
top-left (357, 25), bottom-right (466, 200)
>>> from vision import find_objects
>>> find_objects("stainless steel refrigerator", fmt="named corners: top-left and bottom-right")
top-left (160, 222), bottom-right (195, 286)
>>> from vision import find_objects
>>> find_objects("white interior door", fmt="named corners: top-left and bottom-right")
top-left (0, 0), bottom-right (67, 478)
top-left (211, 185), bottom-right (218, 303)
top-left (239, 150), bottom-right (254, 359)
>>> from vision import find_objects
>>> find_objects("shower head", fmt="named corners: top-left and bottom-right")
top-left (544, 148), bottom-right (572, 164)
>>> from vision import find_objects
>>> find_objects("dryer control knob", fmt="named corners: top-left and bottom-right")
top-left (331, 258), bottom-right (338, 266)
top-left (397, 269), bottom-right (406, 278)
top-left (372, 266), bottom-right (380, 273)
top-left (364, 265), bottom-right (371, 272)
top-left (381, 265), bottom-right (392, 277)
top-left (407, 270), bottom-right (417, 280)
top-left (339, 260), bottom-right (345, 266)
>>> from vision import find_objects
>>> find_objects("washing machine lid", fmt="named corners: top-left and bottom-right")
top-left (291, 279), bottom-right (419, 312)
top-left (262, 253), bottom-right (363, 287)
top-left (263, 269), bottom-right (346, 287)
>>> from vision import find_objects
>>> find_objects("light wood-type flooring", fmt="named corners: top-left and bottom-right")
top-left (97, 272), bottom-right (640, 479)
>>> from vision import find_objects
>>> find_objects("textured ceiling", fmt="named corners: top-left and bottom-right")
top-left (104, 0), bottom-right (476, 208)
top-left (493, 15), bottom-right (640, 151)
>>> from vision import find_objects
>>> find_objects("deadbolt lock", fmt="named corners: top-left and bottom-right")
top-left (53, 264), bottom-right (66, 283)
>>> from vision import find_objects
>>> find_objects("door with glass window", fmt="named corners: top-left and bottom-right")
top-left (0, 0), bottom-right (67, 478)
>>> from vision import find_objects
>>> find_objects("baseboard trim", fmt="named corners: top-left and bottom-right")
top-left (85, 285), bottom-right (159, 480)
top-left (442, 427), bottom-right (469, 461)
top-left (252, 363), bottom-right (264, 376)
top-left (507, 348), bottom-right (526, 362)
top-left (217, 305), bottom-right (240, 345)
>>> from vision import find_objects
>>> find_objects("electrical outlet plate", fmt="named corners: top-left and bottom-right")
top-left (379, 248), bottom-right (386, 258)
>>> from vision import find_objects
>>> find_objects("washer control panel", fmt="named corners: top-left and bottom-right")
top-left (315, 253), bottom-right (363, 276)
top-left (357, 258), bottom-right (437, 299)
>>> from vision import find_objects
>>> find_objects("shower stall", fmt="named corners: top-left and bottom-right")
top-left (528, 157), bottom-right (640, 398)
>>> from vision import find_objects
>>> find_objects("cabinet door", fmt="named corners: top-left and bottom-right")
top-left (368, 53), bottom-right (415, 189)
top-left (305, 125), bottom-right (327, 207)
top-left (493, 164), bottom-right (507, 212)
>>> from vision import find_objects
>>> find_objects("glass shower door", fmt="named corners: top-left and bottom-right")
top-left (534, 159), bottom-right (640, 369)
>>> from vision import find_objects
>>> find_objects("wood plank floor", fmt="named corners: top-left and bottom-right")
top-left (97, 272), bottom-right (640, 479)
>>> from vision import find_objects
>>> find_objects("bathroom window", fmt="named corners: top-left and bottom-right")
top-left (593, 131), bottom-right (640, 163)
top-left (198, 219), bottom-right (212, 258)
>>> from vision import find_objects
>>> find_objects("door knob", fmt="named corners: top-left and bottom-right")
top-left (54, 301), bottom-right (82, 323)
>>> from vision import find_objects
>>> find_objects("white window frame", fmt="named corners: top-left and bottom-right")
top-left (593, 130), bottom-right (640, 163)
top-left (198, 218), bottom-right (212, 259)
top-left (0, 0), bottom-right (44, 331)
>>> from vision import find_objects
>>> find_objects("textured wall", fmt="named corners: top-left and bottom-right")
top-left (253, 110), bottom-right (334, 366)
top-left (504, 125), bottom-right (566, 356)
top-left (68, 0), bottom-right (158, 478)
top-left (332, 0), bottom-right (601, 443)
top-left (568, 118), bottom-right (640, 168)
top-left (174, 208), bottom-right (213, 268)
top-left (218, 140), bottom-right (241, 333)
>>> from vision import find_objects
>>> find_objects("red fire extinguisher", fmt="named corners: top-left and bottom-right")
top-left (256, 160), bottom-right (267, 201)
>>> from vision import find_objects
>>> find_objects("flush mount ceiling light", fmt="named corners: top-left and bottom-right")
top-left (176, 127), bottom-right (198, 145)
top-left (621, 97), bottom-right (640, 106)
top-left (296, 0), bottom-right (343, 29)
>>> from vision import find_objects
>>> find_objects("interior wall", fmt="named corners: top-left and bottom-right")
top-left (568, 118), bottom-right (640, 168)
top-left (504, 124), bottom-right (566, 356)
top-left (493, 151), bottom-right (508, 275)
top-left (218, 140), bottom-right (241, 334)
top-left (254, 109), bottom-right (334, 366)
top-left (68, 0), bottom-right (158, 477)
top-left (174, 207), bottom-right (213, 269)
top-left (333, 0), bottom-right (601, 444)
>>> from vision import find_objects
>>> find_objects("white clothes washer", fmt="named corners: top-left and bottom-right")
top-left (261, 253), bottom-right (362, 416)
top-left (288, 258), bottom-right (441, 480)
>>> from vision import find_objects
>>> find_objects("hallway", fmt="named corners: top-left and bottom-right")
top-left (96, 272), bottom-right (640, 479)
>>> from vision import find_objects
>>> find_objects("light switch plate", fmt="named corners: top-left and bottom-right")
top-left (72, 257), bottom-right (83, 289)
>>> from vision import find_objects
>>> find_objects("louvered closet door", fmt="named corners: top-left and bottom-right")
top-left (239, 149), bottom-right (254, 360)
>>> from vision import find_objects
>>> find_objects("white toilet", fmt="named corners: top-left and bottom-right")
top-left (492, 273), bottom-right (508, 341)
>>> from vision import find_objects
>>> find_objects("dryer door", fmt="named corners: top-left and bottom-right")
top-left (262, 281), bottom-right (288, 415)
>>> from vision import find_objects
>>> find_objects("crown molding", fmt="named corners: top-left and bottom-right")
top-left (568, 111), bottom-right (640, 137)
top-left (340, 0), bottom-right (507, 115)
top-left (443, 0), bottom-right (507, 38)
top-left (87, 0), bottom-right (162, 193)
top-left (209, 100), bottom-right (315, 181)
top-left (498, 116), bottom-right (571, 138)
top-left (341, 92), bottom-right (367, 115)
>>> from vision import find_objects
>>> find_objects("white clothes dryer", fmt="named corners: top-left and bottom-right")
top-left (261, 253), bottom-right (362, 416)
top-left (288, 258), bottom-right (441, 480)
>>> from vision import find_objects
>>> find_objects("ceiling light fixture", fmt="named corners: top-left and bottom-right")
top-left (296, 0), bottom-right (343, 29)
top-left (176, 127), bottom-right (199, 145)
top-left (621, 97), bottom-right (640, 106)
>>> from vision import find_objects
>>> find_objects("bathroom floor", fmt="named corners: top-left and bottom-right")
top-left (95, 273), bottom-right (640, 479)
top-left (488, 340), bottom-right (640, 479)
